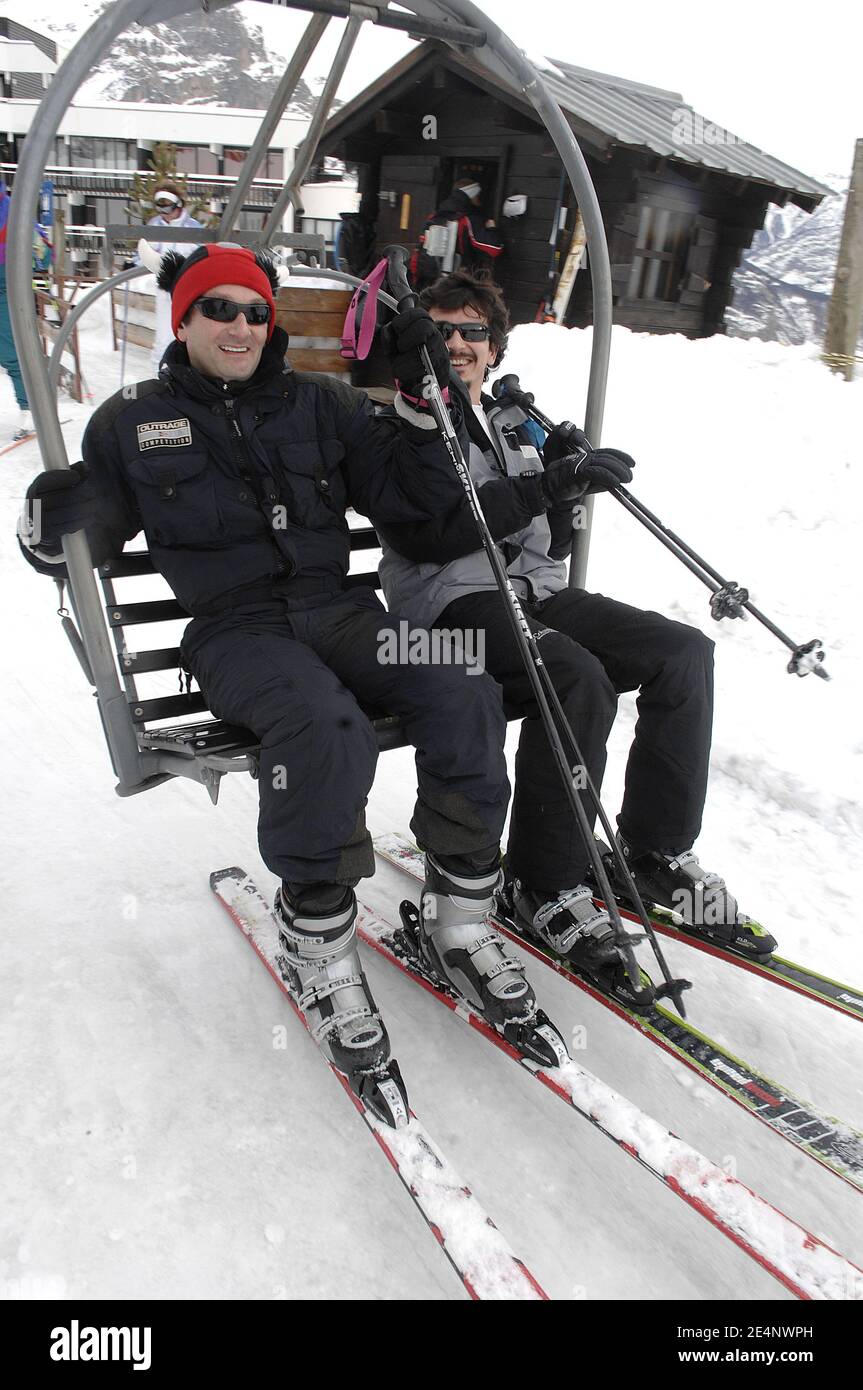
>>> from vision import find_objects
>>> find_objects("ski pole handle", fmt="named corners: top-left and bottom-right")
top-left (383, 244), bottom-right (416, 310)
top-left (494, 377), bottom-right (830, 680)
top-left (493, 374), bottom-right (559, 435)
top-left (383, 242), bottom-right (452, 423)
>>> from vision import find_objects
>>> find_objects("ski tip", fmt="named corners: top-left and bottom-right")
top-left (209, 866), bottom-right (247, 889)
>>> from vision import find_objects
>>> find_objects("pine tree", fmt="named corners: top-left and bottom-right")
top-left (126, 143), bottom-right (212, 225)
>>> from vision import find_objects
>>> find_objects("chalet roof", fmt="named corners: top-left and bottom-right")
top-left (322, 43), bottom-right (829, 209)
top-left (0, 18), bottom-right (58, 66)
top-left (543, 60), bottom-right (830, 200)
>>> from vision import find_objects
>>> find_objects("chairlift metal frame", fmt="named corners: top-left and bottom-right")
top-left (7, 0), bottom-right (613, 797)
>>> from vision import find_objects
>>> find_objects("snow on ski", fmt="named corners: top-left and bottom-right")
top-left (355, 893), bottom-right (863, 1301)
top-left (374, 832), bottom-right (863, 1195)
top-left (209, 866), bottom-right (548, 1302)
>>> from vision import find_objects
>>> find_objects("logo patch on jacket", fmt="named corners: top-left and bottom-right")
top-left (136, 418), bottom-right (192, 451)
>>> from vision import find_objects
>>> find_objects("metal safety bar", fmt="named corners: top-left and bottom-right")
top-left (102, 226), bottom-right (327, 266)
top-left (8, 0), bottom-right (613, 793)
top-left (263, 15), bottom-right (363, 235)
top-left (50, 233), bottom-right (327, 396)
top-left (218, 12), bottom-right (331, 237)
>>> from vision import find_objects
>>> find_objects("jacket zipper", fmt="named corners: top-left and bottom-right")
top-left (223, 397), bottom-right (295, 575)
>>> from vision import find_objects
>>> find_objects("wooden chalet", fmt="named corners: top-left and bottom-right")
top-left (320, 43), bottom-right (829, 338)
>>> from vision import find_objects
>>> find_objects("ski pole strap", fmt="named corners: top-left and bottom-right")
top-left (340, 256), bottom-right (388, 361)
top-left (396, 382), bottom-right (450, 407)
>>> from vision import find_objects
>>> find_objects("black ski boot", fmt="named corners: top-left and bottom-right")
top-left (614, 839), bottom-right (777, 956)
top-left (399, 852), bottom-right (569, 1068)
top-left (506, 878), bottom-right (655, 1011)
top-left (275, 882), bottom-right (408, 1127)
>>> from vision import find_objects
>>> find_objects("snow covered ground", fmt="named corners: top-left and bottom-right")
top-left (1, 292), bottom-right (861, 1302)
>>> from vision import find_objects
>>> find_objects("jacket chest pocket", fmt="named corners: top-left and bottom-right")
top-left (503, 435), bottom-right (541, 479)
top-left (277, 440), bottom-right (346, 527)
top-left (126, 452), bottom-right (223, 546)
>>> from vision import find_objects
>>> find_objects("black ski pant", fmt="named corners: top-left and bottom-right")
top-left (181, 587), bottom-right (510, 886)
top-left (440, 587), bottom-right (715, 894)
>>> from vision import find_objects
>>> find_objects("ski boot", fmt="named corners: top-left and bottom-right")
top-left (505, 877), bottom-right (656, 1012)
top-left (612, 838), bottom-right (777, 957)
top-left (398, 851), bottom-right (569, 1068)
top-left (12, 409), bottom-right (34, 443)
top-left (274, 881), bottom-right (408, 1127)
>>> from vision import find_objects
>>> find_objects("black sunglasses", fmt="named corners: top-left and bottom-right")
top-left (435, 321), bottom-right (491, 343)
top-left (194, 297), bottom-right (272, 327)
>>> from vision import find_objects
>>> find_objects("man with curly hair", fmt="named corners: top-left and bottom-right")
top-left (377, 270), bottom-right (768, 1006)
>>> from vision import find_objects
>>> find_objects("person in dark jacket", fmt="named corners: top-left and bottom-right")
top-left (377, 270), bottom-right (773, 1005)
top-left (410, 179), bottom-right (504, 291)
top-left (19, 245), bottom-right (545, 1100)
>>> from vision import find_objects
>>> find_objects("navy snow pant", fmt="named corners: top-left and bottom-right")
top-left (440, 587), bottom-right (715, 894)
top-left (181, 588), bottom-right (510, 885)
top-left (0, 267), bottom-right (28, 410)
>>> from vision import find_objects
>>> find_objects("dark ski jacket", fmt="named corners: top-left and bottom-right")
top-left (377, 386), bottom-right (575, 627)
top-left (22, 329), bottom-right (469, 617)
top-left (411, 188), bottom-right (504, 289)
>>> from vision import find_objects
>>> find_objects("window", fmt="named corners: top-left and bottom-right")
top-left (256, 151), bottom-right (283, 181)
top-left (300, 217), bottom-right (337, 259)
top-left (175, 146), bottom-right (219, 177)
top-left (626, 205), bottom-right (694, 302)
top-left (68, 137), bottom-right (136, 170)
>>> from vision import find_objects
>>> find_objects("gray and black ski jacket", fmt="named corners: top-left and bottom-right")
top-left (377, 392), bottom-right (573, 629)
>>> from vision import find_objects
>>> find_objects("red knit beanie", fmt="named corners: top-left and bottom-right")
top-left (168, 245), bottom-right (277, 340)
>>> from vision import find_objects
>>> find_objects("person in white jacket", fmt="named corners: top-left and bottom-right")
top-left (141, 182), bottom-right (203, 373)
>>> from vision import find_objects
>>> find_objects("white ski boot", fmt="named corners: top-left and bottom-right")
top-left (12, 409), bottom-right (34, 442)
top-left (274, 882), bottom-right (408, 1125)
top-left (396, 851), bottom-right (569, 1068)
top-left (418, 852), bottom-right (535, 1024)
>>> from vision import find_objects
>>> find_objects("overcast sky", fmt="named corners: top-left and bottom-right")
top-left (3, 0), bottom-right (860, 178)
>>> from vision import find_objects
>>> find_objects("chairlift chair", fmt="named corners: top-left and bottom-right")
top-left (7, 0), bottom-right (613, 801)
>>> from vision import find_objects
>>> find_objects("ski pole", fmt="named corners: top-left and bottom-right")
top-left (493, 374), bottom-right (831, 682)
top-left (483, 373), bottom-right (751, 981)
top-left (535, 166), bottom-right (566, 323)
top-left (383, 247), bottom-right (690, 1018)
top-left (119, 278), bottom-right (130, 389)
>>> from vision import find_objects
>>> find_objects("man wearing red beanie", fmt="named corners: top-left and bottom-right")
top-left (21, 242), bottom-right (555, 1117)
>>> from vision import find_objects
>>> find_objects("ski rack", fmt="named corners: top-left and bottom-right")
top-left (8, 0), bottom-right (614, 797)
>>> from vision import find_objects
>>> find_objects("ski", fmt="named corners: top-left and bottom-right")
top-left (374, 832), bottom-right (863, 1194)
top-left (581, 840), bottom-right (863, 1022)
top-left (615, 899), bottom-right (863, 1024)
top-left (551, 209), bottom-right (587, 322)
top-left (209, 866), bottom-right (548, 1301)
top-left (1, 419), bottom-right (72, 457)
top-left (355, 893), bottom-right (863, 1301)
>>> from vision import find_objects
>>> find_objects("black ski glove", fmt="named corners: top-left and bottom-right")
top-left (541, 448), bottom-right (635, 505)
top-left (542, 419), bottom-right (591, 465)
top-left (380, 306), bottom-right (451, 398)
top-left (25, 462), bottom-right (98, 548)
